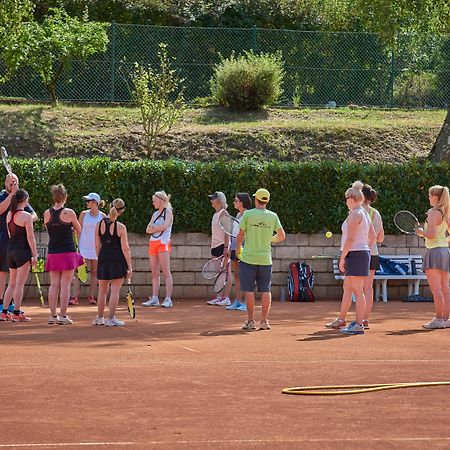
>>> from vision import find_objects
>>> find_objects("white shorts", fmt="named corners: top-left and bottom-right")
top-left (79, 247), bottom-right (98, 260)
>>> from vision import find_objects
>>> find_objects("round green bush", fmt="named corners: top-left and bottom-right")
top-left (210, 50), bottom-right (284, 111)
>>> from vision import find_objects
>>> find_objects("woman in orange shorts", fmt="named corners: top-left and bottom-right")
top-left (143, 191), bottom-right (174, 308)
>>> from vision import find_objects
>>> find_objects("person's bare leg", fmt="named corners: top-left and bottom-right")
top-left (338, 276), bottom-right (353, 321)
top-left (350, 277), bottom-right (366, 325)
top-left (245, 291), bottom-right (255, 321)
top-left (48, 271), bottom-right (62, 317)
top-left (232, 259), bottom-right (241, 301)
top-left (0, 271), bottom-right (8, 303)
top-left (59, 270), bottom-right (75, 317)
top-left (158, 252), bottom-right (173, 298)
top-left (426, 269), bottom-right (444, 319)
top-left (2, 269), bottom-right (16, 310)
top-left (261, 292), bottom-right (271, 321)
top-left (97, 280), bottom-right (109, 318)
top-left (12, 262), bottom-right (31, 310)
top-left (150, 255), bottom-right (160, 298)
top-left (440, 272), bottom-right (450, 320)
top-left (88, 259), bottom-right (99, 298)
top-left (108, 278), bottom-right (124, 318)
top-left (363, 270), bottom-right (376, 321)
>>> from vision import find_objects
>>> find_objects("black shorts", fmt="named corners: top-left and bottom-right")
top-left (370, 255), bottom-right (380, 271)
top-left (8, 248), bottom-right (32, 269)
top-left (0, 241), bottom-right (8, 272)
top-left (345, 250), bottom-right (370, 276)
top-left (211, 244), bottom-right (225, 258)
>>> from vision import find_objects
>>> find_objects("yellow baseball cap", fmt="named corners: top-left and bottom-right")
top-left (253, 188), bottom-right (270, 202)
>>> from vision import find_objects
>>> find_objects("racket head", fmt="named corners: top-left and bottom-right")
top-left (77, 263), bottom-right (88, 283)
top-left (212, 268), bottom-right (228, 294)
top-left (202, 257), bottom-right (223, 279)
top-left (127, 292), bottom-right (135, 318)
top-left (393, 210), bottom-right (420, 235)
top-left (218, 213), bottom-right (240, 238)
top-left (1, 147), bottom-right (12, 175)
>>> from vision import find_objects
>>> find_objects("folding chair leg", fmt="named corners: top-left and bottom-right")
top-left (382, 280), bottom-right (388, 302)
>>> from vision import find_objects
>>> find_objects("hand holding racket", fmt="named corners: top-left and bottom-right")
top-left (394, 211), bottom-right (421, 236)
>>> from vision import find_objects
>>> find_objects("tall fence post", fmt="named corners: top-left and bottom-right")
top-left (389, 45), bottom-right (395, 108)
top-left (251, 25), bottom-right (258, 52)
top-left (110, 20), bottom-right (116, 102)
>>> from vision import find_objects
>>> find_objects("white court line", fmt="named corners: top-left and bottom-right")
top-left (119, 327), bottom-right (199, 353)
top-left (0, 443), bottom-right (133, 448)
top-left (3, 438), bottom-right (450, 447)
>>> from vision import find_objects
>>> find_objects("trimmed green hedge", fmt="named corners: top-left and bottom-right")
top-left (11, 157), bottom-right (450, 234)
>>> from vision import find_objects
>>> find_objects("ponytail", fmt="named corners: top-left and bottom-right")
top-left (362, 183), bottom-right (377, 203)
top-left (345, 180), bottom-right (364, 202)
top-left (10, 188), bottom-right (29, 215)
top-left (98, 199), bottom-right (106, 209)
top-left (109, 198), bottom-right (125, 221)
top-left (430, 185), bottom-right (450, 221)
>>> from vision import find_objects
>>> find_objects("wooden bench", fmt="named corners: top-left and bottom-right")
top-left (333, 255), bottom-right (427, 302)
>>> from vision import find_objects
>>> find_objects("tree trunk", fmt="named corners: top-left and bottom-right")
top-left (47, 83), bottom-right (57, 107)
top-left (429, 107), bottom-right (450, 162)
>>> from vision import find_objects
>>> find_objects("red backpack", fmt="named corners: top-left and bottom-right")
top-left (287, 262), bottom-right (315, 302)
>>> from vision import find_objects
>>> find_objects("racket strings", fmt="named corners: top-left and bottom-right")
top-left (394, 211), bottom-right (419, 234)
top-left (202, 258), bottom-right (223, 279)
top-left (213, 269), bottom-right (228, 293)
top-left (219, 214), bottom-right (239, 237)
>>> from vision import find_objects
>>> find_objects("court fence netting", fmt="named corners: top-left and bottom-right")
top-left (0, 24), bottom-right (449, 108)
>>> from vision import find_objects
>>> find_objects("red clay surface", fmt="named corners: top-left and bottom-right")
top-left (2, 299), bottom-right (450, 449)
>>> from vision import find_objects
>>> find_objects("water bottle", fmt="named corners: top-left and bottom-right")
top-left (280, 287), bottom-right (286, 302)
top-left (395, 264), bottom-right (406, 275)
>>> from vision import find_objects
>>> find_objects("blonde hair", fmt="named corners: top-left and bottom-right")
top-left (345, 180), bottom-right (364, 202)
top-left (98, 199), bottom-right (106, 208)
top-left (153, 191), bottom-right (172, 210)
top-left (51, 184), bottom-right (67, 203)
top-left (429, 185), bottom-right (450, 221)
top-left (109, 198), bottom-right (125, 221)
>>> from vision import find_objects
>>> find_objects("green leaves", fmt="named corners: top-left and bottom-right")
top-left (7, 157), bottom-right (448, 235)
top-left (210, 50), bottom-right (284, 111)
top-left (131, 43), bottom-right (186, 153)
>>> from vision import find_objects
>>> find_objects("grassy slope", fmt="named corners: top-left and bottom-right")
top-left (0, 104), bottom-right (445, 163)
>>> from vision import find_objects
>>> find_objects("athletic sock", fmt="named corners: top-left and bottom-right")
top-left (2, 309), bottom-right (7, 314)
top-left (13, 310), bottom-right (20, 316)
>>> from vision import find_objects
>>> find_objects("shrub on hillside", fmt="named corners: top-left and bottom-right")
top-left (210, 50), bottom-right (284, 111)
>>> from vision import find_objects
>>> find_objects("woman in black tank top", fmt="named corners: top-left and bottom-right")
top-left (1, 189), bottom-right (38, 322)
top-left (94, 198), bottom-right (132, 327)
top-left (44, 185), bottom-right (83, 325)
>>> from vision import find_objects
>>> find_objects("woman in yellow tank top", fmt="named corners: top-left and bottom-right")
top-left (416, 185), bottom-right (450, 329)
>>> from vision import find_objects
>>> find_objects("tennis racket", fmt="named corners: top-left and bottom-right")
top-left (202, 256), bottom-right (224, 279)
top-left (1, 147), bottom-right (12, 175)
top-left (73, 233), bottom-right (88, 283)
top-left (150, 208), bottom-right (166, 239)
top-left (31, 247), bottom-right (46, 306)
top-left (218, 212), bottom-right (240, 238)
top-left (212, 261), bottom-right (230, 294)
top-left (394, 210), bottom-right (420, 235)
top-left (126, 277), bottom-right (135, 319)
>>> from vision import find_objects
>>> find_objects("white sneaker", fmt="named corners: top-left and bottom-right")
top-left (58, 315), bottom-right (73, 325)
top-left (143, 297), bottom-right (159, 307)
top-left (93, 316), bottom-right (105, 326)
top-left (216, 297), bottom-right (231, 306)
top-left (48, 315), bottom-right (58, 325)
top-left (161, 298), bottom-right (173, 308)
top-left (206, 297), bottom-right (222, 305)
top-left (242, 320), bottom-right (257, 331)
top-left (422, 317), bottom-right (445, 329)
top-left (106, 317), bottom-right (125, 327)
top-left (444, 319), bottom-right (450, 328)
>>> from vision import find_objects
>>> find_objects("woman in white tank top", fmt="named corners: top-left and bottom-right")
top-left (70, 193), bottom-right (105, 306)
top-left (142, 191), bottom-right (174, 308)
top-left (325, 181), bottom-right (376, 335)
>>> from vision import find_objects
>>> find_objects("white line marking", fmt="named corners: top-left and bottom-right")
top-left (3, 438), bottom-right (450, 447)
top-left (0, 443), bottom-right (134, 448)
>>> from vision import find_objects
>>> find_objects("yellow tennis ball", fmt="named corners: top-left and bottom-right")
top-left (325, 231), bottom-right (333, 239)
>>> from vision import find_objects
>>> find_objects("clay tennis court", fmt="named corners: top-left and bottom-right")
top-left (2, 299), bottom-right (450, 449)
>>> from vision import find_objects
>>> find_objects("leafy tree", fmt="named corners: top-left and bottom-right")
top-left (0, 0), bottom-right (34, 82)
top-left (130, 43), bottom-right (186, 154)
top-left (24, 7), bottom-right (109, 106)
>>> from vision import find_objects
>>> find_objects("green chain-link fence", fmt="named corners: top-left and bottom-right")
top-left (0, 24), bottom-right (449, 108)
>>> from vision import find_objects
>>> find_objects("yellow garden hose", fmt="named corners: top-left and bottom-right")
top-left (282, 381), bottom-right (450, 395)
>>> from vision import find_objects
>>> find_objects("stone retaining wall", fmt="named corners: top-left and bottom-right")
top-left (25, 232), bottom-right (430, 301)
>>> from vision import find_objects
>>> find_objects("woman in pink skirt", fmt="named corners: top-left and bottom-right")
top-left (44, 184), bottom-right (84, 325)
